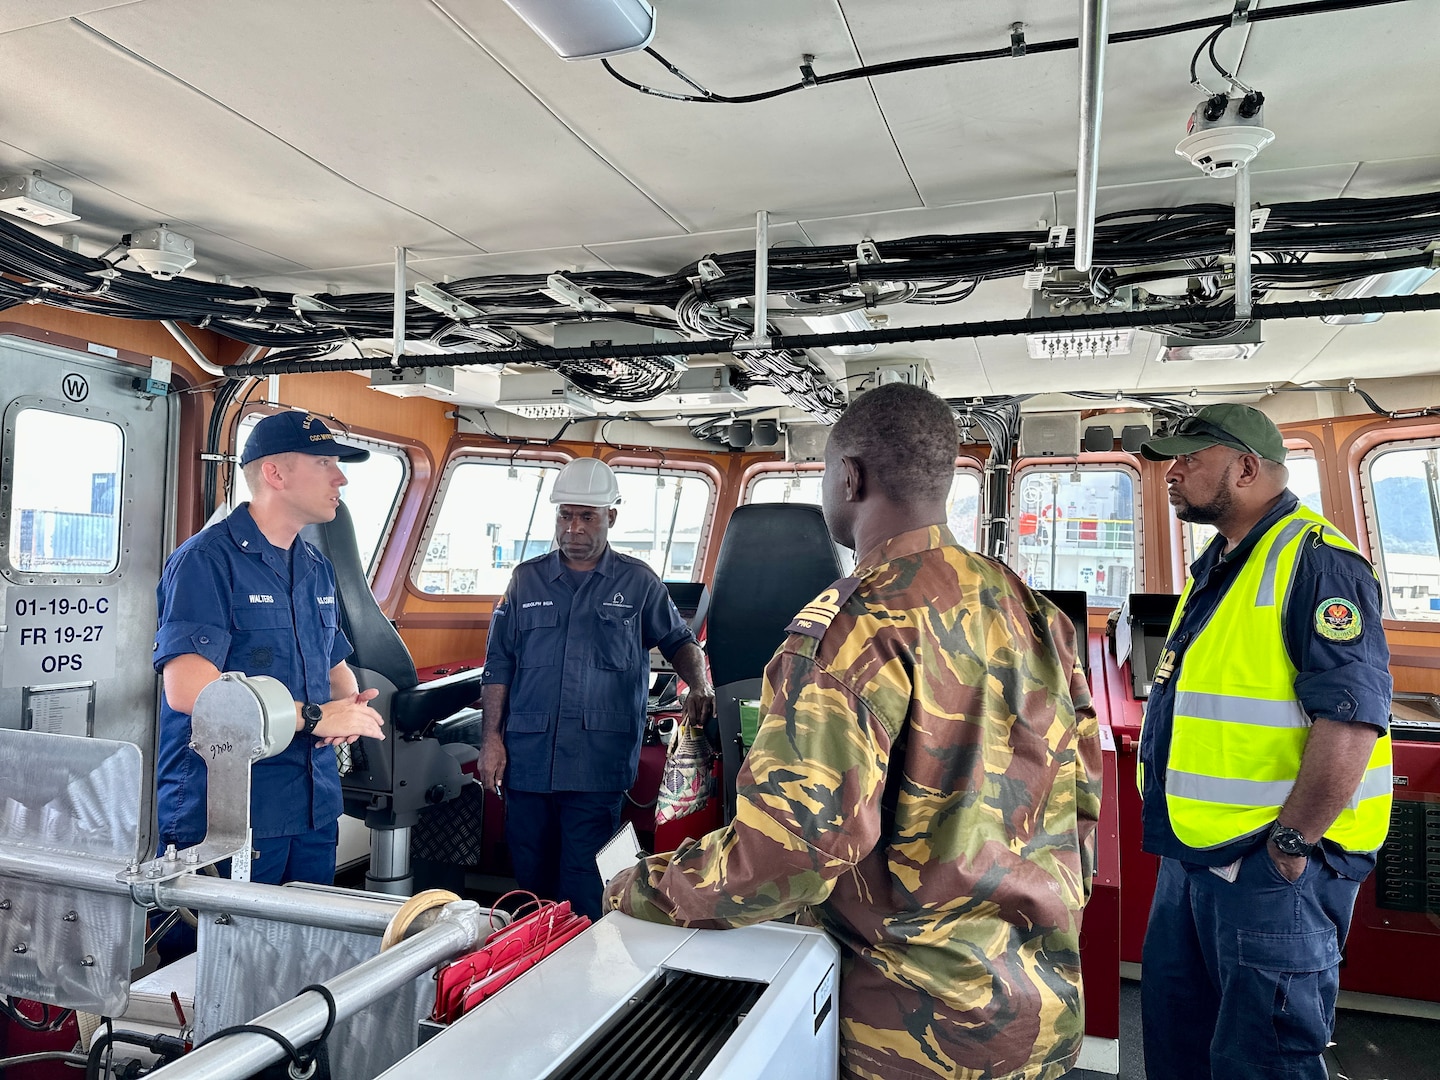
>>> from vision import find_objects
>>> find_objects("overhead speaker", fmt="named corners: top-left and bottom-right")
top-left (727, 419), bottom-right (753, 448)
top-left (751, 419), bottom-right (779, 448)
top-left (1082, 425), bottom-right (1114, 453)
top-left (1019, 412), bottom-right (1082, 458)
top-left (1121, 424), bottom-right (1152, 453)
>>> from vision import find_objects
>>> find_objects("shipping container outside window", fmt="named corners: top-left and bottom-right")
top-left (6, 409), bottom-right (124, 574)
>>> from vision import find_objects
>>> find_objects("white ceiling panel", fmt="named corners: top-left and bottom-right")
top-left (79, 0), bottom-right (684, 253)
top-left (444, 0), bottom-right (924, 234)
top-left (1237, 5), bottom-right (1440, 176)
top-left (0, 18), bottom-right (474, 272)
top-left (843, 2), bottom-right (1248, 207)
top-left (585, 223), bottom-right (813, 275)
top-left (0, 2), bottom-right (135, 35)
top-left (796, 192), bottom-right (1059, 247)
top-left (1289, 277), bottom-right (1440, 384)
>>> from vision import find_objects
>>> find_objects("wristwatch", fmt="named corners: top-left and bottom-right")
top-left (1269, 822), bottom-right (1315, 858)
top-left (300, 702), bottom-right (324, 737)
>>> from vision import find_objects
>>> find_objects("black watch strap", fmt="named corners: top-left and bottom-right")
top-left (1269, 823), bottom-right (1315, 857)
top-left (301, 701), bottom-right (324, 736)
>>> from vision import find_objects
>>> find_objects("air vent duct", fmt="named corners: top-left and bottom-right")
top-left (550, 970), bottom-right (766, 1080)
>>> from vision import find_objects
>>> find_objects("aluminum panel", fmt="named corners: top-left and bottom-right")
top-left (0, 729), bottom-right (144, 1013)
top-left (0, 338), bottom-right (176, 860)
top-left (195, 894), bottom-right (435, 1080)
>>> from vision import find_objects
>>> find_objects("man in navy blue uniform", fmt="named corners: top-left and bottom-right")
top-left (154, 411), bottom-right (386, 886)
top-left (478, 458), bottom-right (714, 920)
top-left (1137, 404), bottom-right (1392, 1080)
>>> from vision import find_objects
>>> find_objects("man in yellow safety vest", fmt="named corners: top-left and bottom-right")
top-left (1137, 403), bottom-right (1392, 1080)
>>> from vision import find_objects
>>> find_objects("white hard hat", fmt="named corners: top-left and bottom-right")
top-left (551, 457), bottom-right (620, 507)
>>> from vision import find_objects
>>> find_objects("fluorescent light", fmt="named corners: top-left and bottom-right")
top-left (502, 0), bottom-right (655, 61)
top-left (1319, 260), bottom-right (1439, 325)
top-left (798, 309), bottom-right (878, 355)
top-left (1158, 323), bottom-right (1263, 362)
top-left (1025, 328), bottom-right (1134, 360)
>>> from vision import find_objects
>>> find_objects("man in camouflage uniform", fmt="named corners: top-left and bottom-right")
top-left (606, 382), bottom-right (1103, 1080)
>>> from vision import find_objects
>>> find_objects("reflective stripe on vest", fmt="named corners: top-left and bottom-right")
top-left (1162, 505), bottom-right (1392, 852)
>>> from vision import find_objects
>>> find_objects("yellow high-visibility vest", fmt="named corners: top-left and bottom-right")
top-left (1150, 505), bottom-right (1392, 852)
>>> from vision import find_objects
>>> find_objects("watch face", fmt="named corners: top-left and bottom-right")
top-left (1272, 826), bottom-right (1309, 855)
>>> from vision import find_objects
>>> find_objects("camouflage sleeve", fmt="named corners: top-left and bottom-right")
top-left (606, 644), bottom-right (890, 928)
top-left (1071, 655), bottom-right (1102, 903)
top-left (1052, 607), bottom-right (1102, 903)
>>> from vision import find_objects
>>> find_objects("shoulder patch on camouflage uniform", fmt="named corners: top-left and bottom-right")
top-left (786, 577), bottom-right (862, 639)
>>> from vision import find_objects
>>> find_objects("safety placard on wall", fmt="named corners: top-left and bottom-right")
top-left (2, 586), bottom-right (118, 687)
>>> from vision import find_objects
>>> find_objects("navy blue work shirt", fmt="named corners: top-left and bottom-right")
top-left (1139, 490), bottom-right (1392, 879)
top-left (153, 503), bottom-right (352, 844)
top-left (482, 545), bottom-right (695, 793)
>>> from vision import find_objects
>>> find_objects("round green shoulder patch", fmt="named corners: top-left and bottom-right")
top-left (1315, 597), bottom-right (1362, 642)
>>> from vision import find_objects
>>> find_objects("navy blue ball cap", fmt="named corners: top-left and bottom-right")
top-left (240, 412), bottom-right (370, 465)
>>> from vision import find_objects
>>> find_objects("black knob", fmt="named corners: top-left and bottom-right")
top-left (426, 784), bottom-right (448, 804)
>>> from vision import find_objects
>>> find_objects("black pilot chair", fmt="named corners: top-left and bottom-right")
top-left (705, 503), bottom-right (845, 822)
top-left (301, 501), bottom-right (486, 895)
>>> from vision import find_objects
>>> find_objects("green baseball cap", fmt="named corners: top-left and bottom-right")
top-left (1140, 403), bottom-right (1287, 464)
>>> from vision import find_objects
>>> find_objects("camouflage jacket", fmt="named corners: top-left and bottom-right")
top-left (606, 526), bottom-right (1102, 1080)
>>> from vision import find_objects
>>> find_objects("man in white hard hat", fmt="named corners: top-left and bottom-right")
top-left (479, 457), bottom-right (714, 919)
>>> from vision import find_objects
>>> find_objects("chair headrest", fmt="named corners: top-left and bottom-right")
top-left (301, 501), bottom-right (417, 691)
top-left (706, 503), bottom-right (843, 687)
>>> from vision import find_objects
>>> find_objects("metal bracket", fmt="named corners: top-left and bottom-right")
top-left (541, 273), bottom-right (614, 313)
top-left (119, 673), bottom-right (294, 886)
top-left (799, 53), bottom-right (818, 87)
top-left (1010, 22), bottom-right (1027, 58)
top-left (393, 246), bottom-right (407, 365)
top-left (856, 240), bottom-right (882, 265)
top-left (1232, 0), bottom-right (1252, 28)
top-left (734, 210), bottom-right (772, 351)
top-left (413, 282), bottom-right (486, 321)
top-left (697, 257), bottom-right (724, 282)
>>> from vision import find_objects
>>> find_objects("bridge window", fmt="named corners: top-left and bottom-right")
top-left (1182, 452), bottom-right (1323, 564)
top-left (611, 467), bottom-right (714, 582)
top-left (5, 409), bottom-right (124, 575)
top-left (1362, 441), bottom-right (1440, 622)
top-left (234, 415), bottom-right (410, 577)
top-left (1010, 465), bottom-right (1141, 607)
top-left (745, 465), bottom-right (983, 549)
top-left (414, 457), bottom-right (561, 595)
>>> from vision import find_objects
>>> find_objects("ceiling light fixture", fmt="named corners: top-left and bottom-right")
top-left (502, 0), bottom-right (655, 61)
top-left (790, 308), bottom-right (879, 355)
top-left (1158, 323), bottom-right (1263, 362)
top-left (1318, 254), bottom-right (1439, 325)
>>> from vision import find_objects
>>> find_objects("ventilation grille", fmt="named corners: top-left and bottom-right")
top-left (552, 970), bottom-right (767, 1080)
